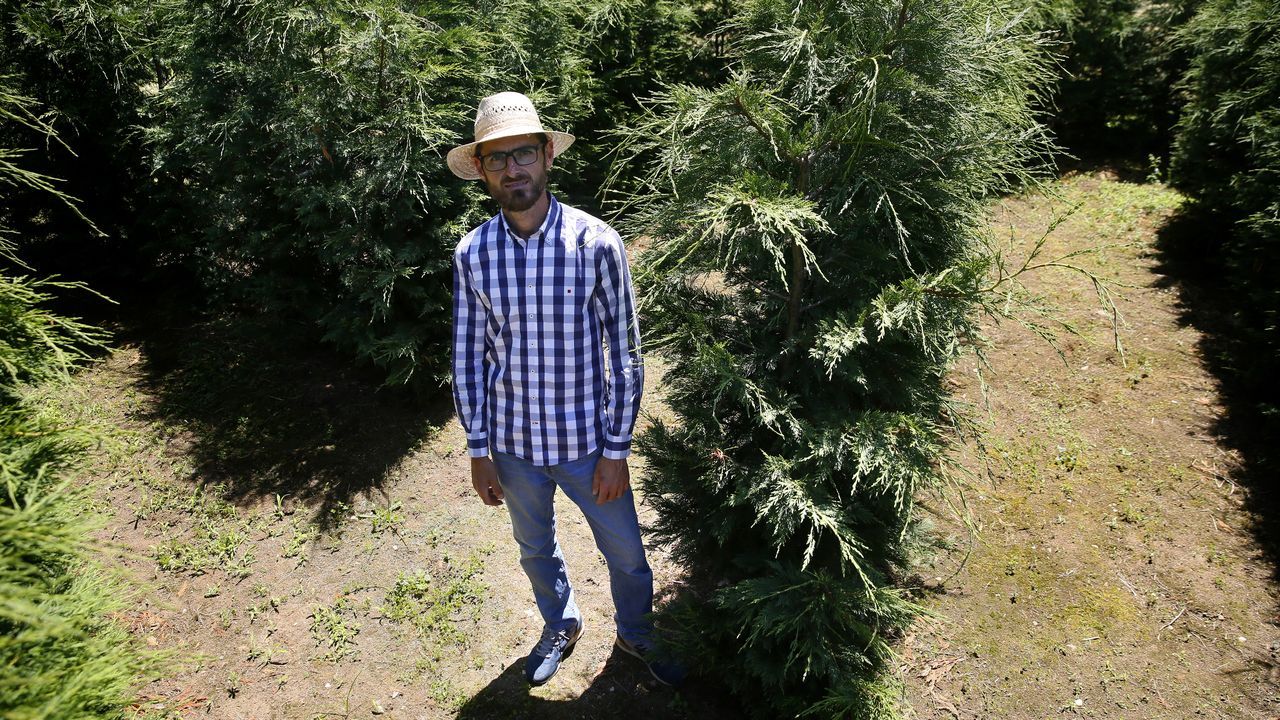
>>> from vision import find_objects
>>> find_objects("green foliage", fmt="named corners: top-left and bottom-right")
top-left (560, 0), bottom-right (728, 204)
top-left (146, 0), bottom-right (596, 389)
top-left (1170, 0), bottom-right (1280, 418)
top-left (379, 551), bottom-right (487, 644)
top-left (1, 84), bottom-right (150, 719)
top-left (613, 0), bottom-right (1053, 715)
top-left (0, 407), bottom-right (153, 719)
top-left (1039, 0), bottom-right (1198, 160)
top-left (0, 0), bottom-right (159, 294)
top-left (310, 595), bottom-right (361, 661)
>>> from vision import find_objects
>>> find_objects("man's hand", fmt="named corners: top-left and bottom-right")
top-left (471, 456), bottom-right (504, 506)
top-left (592, 457), bottom-right (630, 505)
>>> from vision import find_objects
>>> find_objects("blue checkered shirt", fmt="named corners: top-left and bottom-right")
top-left (452, 194), bottom-right (644, 466)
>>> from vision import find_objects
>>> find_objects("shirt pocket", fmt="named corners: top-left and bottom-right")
top-left (557, 254), bottom-right (593, 333)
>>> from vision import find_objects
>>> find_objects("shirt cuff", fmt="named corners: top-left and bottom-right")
top-left (467, 434), bottom-right (489, 457)
top-left (602, 436), bottom-right (631, 460)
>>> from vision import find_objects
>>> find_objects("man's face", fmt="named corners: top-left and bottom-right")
top-left (472, 133), bottom-right (552, 213)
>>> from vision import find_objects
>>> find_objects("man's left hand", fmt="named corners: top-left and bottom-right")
top-left (592, 457), bottom-right (630, 505)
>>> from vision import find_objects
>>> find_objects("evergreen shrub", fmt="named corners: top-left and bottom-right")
top-left (1, 84), bottom-right (149, 720)
top-left (0, 0), bottom-right (159, 296)
top-left (1170, 0), bottom-right (1279, 420)
top-left (147, 0), bottom-right (597, 388)
top-left (1032, 0), bottom-right (1197, 161)
top-left (613, 0), bottom-right (1053, 715)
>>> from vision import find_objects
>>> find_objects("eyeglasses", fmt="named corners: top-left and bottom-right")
top-left (477, 143), bottom-right (544, 173)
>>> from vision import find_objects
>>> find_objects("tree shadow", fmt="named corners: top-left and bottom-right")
top-left (1054, 153), bottom-right (1157, 185)
top-left (1150, 206), bottom-right (1280, 587)
top-left (124, 310), bottom-right (452, 531)
top-left (455, 644), bottom-right (738, 719)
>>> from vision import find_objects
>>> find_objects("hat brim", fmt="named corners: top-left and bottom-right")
top-left (447, 129), bottom-right (575, 180)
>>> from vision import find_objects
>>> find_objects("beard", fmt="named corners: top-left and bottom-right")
top-left (487, 166), bottom-right (547, 213)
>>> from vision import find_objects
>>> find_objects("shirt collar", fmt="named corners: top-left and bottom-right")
top-left (498, 192), bottom-right (560, 247)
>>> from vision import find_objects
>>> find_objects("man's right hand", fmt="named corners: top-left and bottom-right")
top-left (471, 456), bottom-right (504, 506)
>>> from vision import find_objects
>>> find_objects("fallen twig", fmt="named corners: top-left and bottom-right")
top-left (1117, 573), bottom-right (1142, 602)
top-left (1162, 605), bottom-right (1186, 630)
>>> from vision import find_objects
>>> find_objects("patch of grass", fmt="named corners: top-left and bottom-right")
top-left (309, 596), bottom-right (360, 661)
top-left (281, 519), bottom-right (319, 563)
top-left (1058, 581), bottom-right (1140, 637)
top-left (154, 519), bottom-right (255, 578)
top-left (428, 677), bottom-right (467, 712)
top-left (246, 593), bottom-right (282, 624)
top-left (380, 549), bottom-right (490, 645)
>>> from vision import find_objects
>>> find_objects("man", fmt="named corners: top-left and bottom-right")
top-left (447, 92), bottom-right (681, 687)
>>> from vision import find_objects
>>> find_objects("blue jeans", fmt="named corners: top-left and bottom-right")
top-left (491, 449), bottom-right (654, 644)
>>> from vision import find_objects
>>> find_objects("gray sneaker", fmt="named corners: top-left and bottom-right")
top-left (614, 634), bottom-right (688, 687)
top-left (524, 619), bottom-right (584, 685)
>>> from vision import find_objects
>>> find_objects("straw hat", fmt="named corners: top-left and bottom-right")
top-left (446, 92), bottom-right (575, 180)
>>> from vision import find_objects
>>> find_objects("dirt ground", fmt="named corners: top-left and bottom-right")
top-left (46, 171), bottom-right (1279, 718)
top-left (901, 173), bottom-right (1280, 719)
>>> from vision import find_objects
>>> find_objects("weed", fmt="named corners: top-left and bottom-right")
top-left (359, 500), bottom-right (404, 534)
top-left (247, 632), bottom-right (267, 661)
top-left (428, 678), bottom-right (467, 711)
top-left (282, 520), bottom-right (319, 563)
top-left (246, 594), bottom-right (281, 624)
top-left (1053, 441), bottom-right (1086, 474)
top-left (154, 520), bottom-right (255, 577)
top-left (310, 597), bottom-right (360, 661)
top-left (326, 500), bottom-right (353, 526)
top-left (1126, 357), bottom-right (1153, 387)
top-left (1119, 504), bottom-right (1146, 526)
top-left (380, 550), bottom-right (489, 645)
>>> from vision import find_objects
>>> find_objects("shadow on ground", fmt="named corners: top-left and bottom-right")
top-left (456, 646), bottom-right (736, 720)
top-left (123, 311), bottom-right (452, 530)
top-left (1151, 206), bottom-right (1280, 588)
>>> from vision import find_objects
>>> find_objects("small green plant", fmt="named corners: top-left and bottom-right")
top-left (154, 520), bottom-right (255, 577)
top-left (310, 597), bottom-right (360, 661)
top-left (282, 520), bottom-right (319, 562)
top-left (359, 501), bottom-right (404, 535)
top-left (1119, 504), bottom-right (1146, 526)
top-left (380, 551), bottom-right (489, 645)
top-left (272, 493), bottom-right (288, 521)
top-left (427, 678), bottom-right (466, 712)
top-left (1054, 439), bottom-right (1087, 474)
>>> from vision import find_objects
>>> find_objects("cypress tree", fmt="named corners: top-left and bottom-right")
top-left (612, 0), bottom-right (1053, 715)
top-left (1170, 0), bottom-right (1279, 422)
top-left (147, 0), bottom-right (595, 387)
top-left (1, 83), bottom-right (151, 720)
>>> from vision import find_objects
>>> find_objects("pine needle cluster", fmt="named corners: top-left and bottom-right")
top-left (1, 84), bottom-right (151, 719)
top-left (611, 0), bottom-right (1054, 715)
